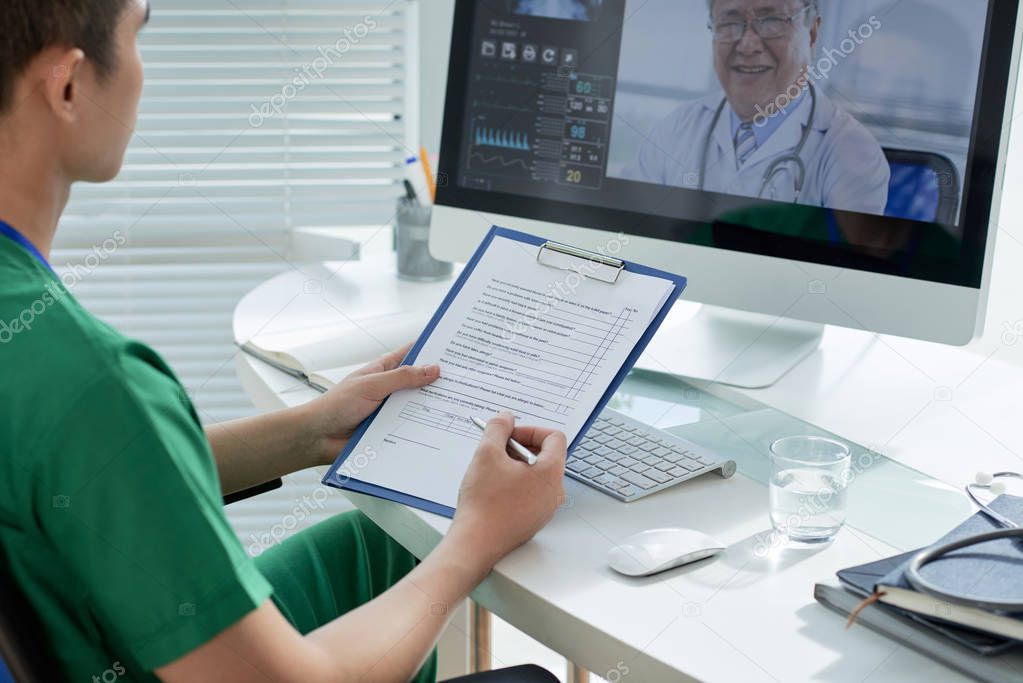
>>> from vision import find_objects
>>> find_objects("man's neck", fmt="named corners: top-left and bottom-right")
top-left (0, 116), bottom-right (69, 260)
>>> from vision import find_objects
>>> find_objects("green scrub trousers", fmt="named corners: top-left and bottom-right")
top-left (255, 511), bottom-right (437, 683)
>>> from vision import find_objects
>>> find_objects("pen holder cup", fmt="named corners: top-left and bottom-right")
top-left (395, 199), bottom-right (454, 282)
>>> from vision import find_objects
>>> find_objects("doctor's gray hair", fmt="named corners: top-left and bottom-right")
top-left (706, 0), bottom-right (820, 25)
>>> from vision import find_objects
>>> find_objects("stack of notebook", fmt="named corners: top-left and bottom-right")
top-left (815, 495), bottom-right (1023, 682)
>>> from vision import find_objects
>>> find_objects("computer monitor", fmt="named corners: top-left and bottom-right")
top-left (430, 0), bottom-right (1022, 387)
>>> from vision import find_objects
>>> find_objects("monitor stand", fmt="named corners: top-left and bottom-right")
top-left (634, 303), bottom-right (824, 389)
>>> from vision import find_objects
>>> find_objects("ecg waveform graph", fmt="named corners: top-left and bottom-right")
top-left (475, 126), bottom-right (531, 151)
top-left (470, 152), bottom-right (529, 170)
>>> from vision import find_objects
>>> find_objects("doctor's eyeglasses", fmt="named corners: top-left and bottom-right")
top-left (708, 6), bottom-right (810, 43)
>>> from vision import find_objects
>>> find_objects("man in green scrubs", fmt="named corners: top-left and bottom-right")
top-left (0, 2), bottom-right (568, 682)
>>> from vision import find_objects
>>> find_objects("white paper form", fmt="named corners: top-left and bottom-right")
top-left (341, 236), bottom-right (675, 509)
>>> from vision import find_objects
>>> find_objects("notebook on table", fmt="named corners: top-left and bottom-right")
top-left (835, 552), bottom-right (1018, 656)
top-left (814, 584), bottom-right (1023, 683)
top-left (866, 495), bottom-right (1023, 643)
top-left (815, 494), bottom-right (1023, 682)
top-left (238, 311), bottom-right (431, 392)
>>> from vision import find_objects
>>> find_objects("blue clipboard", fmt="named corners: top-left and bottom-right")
top-left (322, 226), bottom-right (688, 518)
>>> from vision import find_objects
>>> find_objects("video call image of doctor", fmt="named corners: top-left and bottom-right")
top-left (620, 0), bottom-right (889, 214)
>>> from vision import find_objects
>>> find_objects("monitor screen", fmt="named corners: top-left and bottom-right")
top-left (437, 0), bottom-right (1019, 288)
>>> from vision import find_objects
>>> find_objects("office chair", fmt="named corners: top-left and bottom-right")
top-left (882, 148), bottom-right (961, 225)
top-left (448, 666), bottom-right (559, 682)
top-left (0, 483), bottom-right (557, 683)
top-left (223, 478), bottom-right (283, 505)
top-left (0, 547), bottom-right (51, 683)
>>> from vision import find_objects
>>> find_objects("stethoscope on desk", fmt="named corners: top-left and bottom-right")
top-left (698, 83), bottom-right (818, 202)
top-left (904, 472), bottom-right (1023, 612)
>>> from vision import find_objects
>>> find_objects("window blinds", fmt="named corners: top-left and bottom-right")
top-left (52, 0), bottom-right (410, 543)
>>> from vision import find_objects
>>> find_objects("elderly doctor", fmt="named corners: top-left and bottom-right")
top-left (625, 0), bottom-right (889, 215)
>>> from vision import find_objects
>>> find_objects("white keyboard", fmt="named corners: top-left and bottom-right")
top-left (567, 408), bottom-right (737, 502)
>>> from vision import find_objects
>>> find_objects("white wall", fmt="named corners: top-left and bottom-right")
top-left (418, 2), bottom-right (1023, 366)
top-left (418, 0), bottom-right (456, 153)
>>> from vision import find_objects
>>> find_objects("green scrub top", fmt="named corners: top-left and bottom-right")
top-left (0, 226), bottom-right (436, 683)
top-left (0, 231), bottom-right (273, 680)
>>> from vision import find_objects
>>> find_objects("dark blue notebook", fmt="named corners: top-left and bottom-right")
top-left (871, 495), bottom-right (1023, 642)
top-left (877, 495), bottom-right (1023, 606)
top-left (838, 552), bottom-right (1017, 655)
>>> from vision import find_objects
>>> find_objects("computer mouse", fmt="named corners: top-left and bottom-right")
top-left (607, 528), bottom-right (726, 577)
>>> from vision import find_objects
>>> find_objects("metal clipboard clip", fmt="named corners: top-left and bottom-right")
top-left (536, 241), bottom-right (626, 285)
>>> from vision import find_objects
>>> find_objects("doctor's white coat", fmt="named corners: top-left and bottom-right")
top-left (623, 89), bottom-right (890, 215)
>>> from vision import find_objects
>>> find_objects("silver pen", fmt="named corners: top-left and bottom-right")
top-left (470, 416), bottom-right (538, 466)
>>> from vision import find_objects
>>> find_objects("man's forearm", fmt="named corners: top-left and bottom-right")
top-left (206, 404), bottom-right (327, 495)
top-left (157, 414), bottom-right (566, 683)
top-left (306, 527), bottom-right (496, 683)
top-left (157, 527), bottom-right (498, 683)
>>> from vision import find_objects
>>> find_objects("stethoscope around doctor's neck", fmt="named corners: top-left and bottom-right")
top-left (698, 83), bottom-right (818, 202)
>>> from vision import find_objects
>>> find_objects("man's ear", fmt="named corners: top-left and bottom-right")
top-left (809, 15), bottom-right (822, 50)
top-left (42, 48), bottom-right (87, 123)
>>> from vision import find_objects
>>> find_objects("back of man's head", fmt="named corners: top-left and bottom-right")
top-left (0, 0), bottom-right (130, 115)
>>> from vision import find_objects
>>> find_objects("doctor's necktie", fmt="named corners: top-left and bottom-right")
top-left (734, 122), bottom-right (758, 168)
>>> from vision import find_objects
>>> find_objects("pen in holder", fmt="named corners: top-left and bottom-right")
top-left (395, 197), bottom-right (453, 282)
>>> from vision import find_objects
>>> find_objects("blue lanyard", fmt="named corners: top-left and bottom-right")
top-left (0, 220), bottom-right (54, 273)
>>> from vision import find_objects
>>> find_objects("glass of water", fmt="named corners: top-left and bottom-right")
top-left (769, 436), bottom-right (851, 543)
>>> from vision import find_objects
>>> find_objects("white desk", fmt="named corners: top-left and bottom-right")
top-left (234, 255), bottom-right (1023, 683)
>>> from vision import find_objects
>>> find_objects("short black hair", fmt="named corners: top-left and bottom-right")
top-left (0, 0), bottom-right (133, 113)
